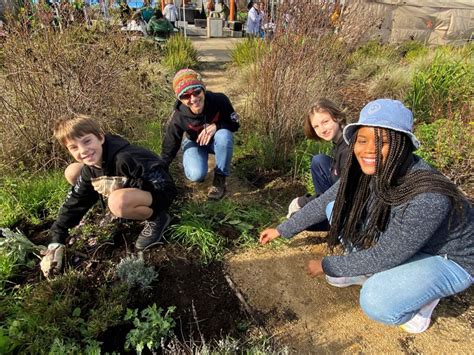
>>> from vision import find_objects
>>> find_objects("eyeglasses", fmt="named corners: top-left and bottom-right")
top-left (179, 88), bottom-right (203, 100)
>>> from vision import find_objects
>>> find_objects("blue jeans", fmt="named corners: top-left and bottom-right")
top-left (310, 154), bottom-right (333, 195)
top-left (360, 253), bottom-right (472, 325)
top-left (182, 129), bottom-right (234, 182)
top-left (325, 201), bottom-right (473, 324)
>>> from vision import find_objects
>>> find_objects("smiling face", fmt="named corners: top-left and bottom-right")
top-left (179, 87), bottom-right (205, 114)
top-left (65, 133), bottom-right (105, 168)
top-left (354, 127), bottom-right (389, 175)
top-left (310, 111), bottom-right (342, 143)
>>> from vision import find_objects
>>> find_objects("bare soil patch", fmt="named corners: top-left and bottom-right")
top-left (226, 232), bottom-right (474, 353)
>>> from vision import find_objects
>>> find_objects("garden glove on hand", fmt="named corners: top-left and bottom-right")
top-left (286, 197), bottom-right (302, 219)
top-left (40, 243), bottom-right (65, 278)
top-left (91, 176), bottom-right (127, 197)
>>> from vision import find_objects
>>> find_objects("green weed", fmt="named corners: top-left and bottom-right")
top-left (230, 37), bottom-right (267, 67)
top-left (124, 304), bottom-right (176, 354)
top-left (0, 170), bottom-right (68, 227)
top-left (162, 34), bottom-right (199, 73)
top-left (170, 199), bottom-right (273, 263)
top-left (407, 47), bottom-right (473, 123)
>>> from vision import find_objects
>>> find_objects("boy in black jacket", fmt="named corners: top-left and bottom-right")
top-left (161, 69), bottom-right (240, 200)
top-left (40, 115), bottom-right (176, 277)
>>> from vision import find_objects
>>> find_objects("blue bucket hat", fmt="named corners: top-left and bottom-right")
top-left (343, 99), bottom-right (420, 149)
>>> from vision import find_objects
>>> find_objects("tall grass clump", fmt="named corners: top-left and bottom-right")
top-left (415, 119), bottom-right (473, 185)
top-left (0, 23), bottom-right (172, 174)
top-left (240, 0), bottom-right (372, 173)
top-left (162, 34), bottom-right (198, 73)
top-left (230, 37), bottom-right (267, 67)
top-left (0, 170), bottom-right (68, 227)
top-left (407, 45), bottom-right (473, 124)
top-left (170, 199), bottom-right (273, 262)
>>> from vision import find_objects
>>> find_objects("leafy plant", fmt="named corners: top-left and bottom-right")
top-left (0, 229), bottom-right (45, 289)
top-left (162, 34), bottom-right (198, 73)
top-left (116, 255), bottom-right (158, 291)
top-left (124, 304), bottom-right (176, 354)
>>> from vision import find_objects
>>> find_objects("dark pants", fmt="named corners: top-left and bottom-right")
top-left (307, 154), bottom-right (334, 232)
top-left (311, 154), bottom-right (334, 195)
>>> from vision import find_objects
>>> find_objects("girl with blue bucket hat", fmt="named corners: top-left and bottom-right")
top-left (260, 99), bottom-right (473, 334)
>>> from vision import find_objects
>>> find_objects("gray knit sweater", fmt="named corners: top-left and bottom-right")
top-left (277, 158), bottom-right (474, 277)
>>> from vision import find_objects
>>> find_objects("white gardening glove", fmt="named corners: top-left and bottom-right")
top-left (40, 243), bottom-right (65, 278)
top-left (91, 176), bottom-right (127, 197)
top-left (286, 197), bottom-right (302, 219)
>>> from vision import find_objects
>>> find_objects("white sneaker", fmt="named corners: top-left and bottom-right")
top-left (325, 275), bottom-right (369, 287)
top-left (400, 298), bottom-right (440, 334)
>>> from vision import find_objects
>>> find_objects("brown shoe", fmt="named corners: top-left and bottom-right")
top-left (207, 173), bottom-right (226, 200)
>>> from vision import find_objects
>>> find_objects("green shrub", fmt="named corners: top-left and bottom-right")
top-left (0, 170), bottom-right (68, 227)
top-left (407, 47), bottom-right (473, 124)
top-left (230, 37), bottom-right (266, 67)
top-left (116, 255), bottom-right (158, 291)
top-left (124, 304), bottom-right (175, 354)
top-left (162, 34), bottom-right (198, 73)
top-left (415, 119), bottom-right (473, 185)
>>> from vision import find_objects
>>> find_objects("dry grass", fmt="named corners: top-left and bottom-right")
top-left (241, 0), bottom-right (374, 171)
top-left (0, 24), bottom-right (173, 173)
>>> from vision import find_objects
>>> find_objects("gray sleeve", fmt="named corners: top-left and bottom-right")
top-left (276, 181), bottom-right (339, 238)
top-left (322, 192), bottom-right (452, 277)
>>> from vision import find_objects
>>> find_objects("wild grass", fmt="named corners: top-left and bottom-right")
top-left (0, 170), bottom-right (68, 228)
top-left (415, 119), bottom-right (473, 185)
top-left (407, 46), bottom-right (473, 124)
top-left (230, 37), bottom-right (267, 67)
top-left (162, 34), bottom-right (199, 73)
top-left (0, 271), bottom-right (129, 353)
top-left (170, 199), bottom-right (273, 263)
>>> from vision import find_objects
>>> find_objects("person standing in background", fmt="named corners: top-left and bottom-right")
top-left (246, 1), bottom-right (262, 37)
top-left (163, 0), bottom-right (178, 27)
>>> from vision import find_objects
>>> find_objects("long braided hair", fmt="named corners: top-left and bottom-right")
top-left (327, 127), bottom-right (468, 251)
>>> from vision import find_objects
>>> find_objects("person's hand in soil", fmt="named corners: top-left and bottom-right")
top-left (306, 259), bottom-right (324, 277)
top-left (259, 228), bottom-right (280, 244)
top-left (197, 123), bottom-right (217, 146)
top-left (40, 243), bottom-right (65, 278)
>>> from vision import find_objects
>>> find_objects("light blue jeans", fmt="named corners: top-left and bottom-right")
top-left (182, 129), bottom-right (234, 182)
top-left (325, 201), bottom-right (473, 325)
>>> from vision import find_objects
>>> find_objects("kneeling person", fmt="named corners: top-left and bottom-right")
top-left (41, 115), bottom-right (177, 277)
top-left (161, 69), bottom-right (240, 200)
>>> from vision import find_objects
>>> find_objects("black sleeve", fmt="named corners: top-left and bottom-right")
top-left (116, 152), bottom-right (177, 212)
top-left (215, 95), bottom-right (240, 132)
top-left (160, 114), bottom-right (184, 168)
top-left (49, 168), bottom-right (99, 244)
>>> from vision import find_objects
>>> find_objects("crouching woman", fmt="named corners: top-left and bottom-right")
top-left (260, 99), bottom-right (473, 333)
